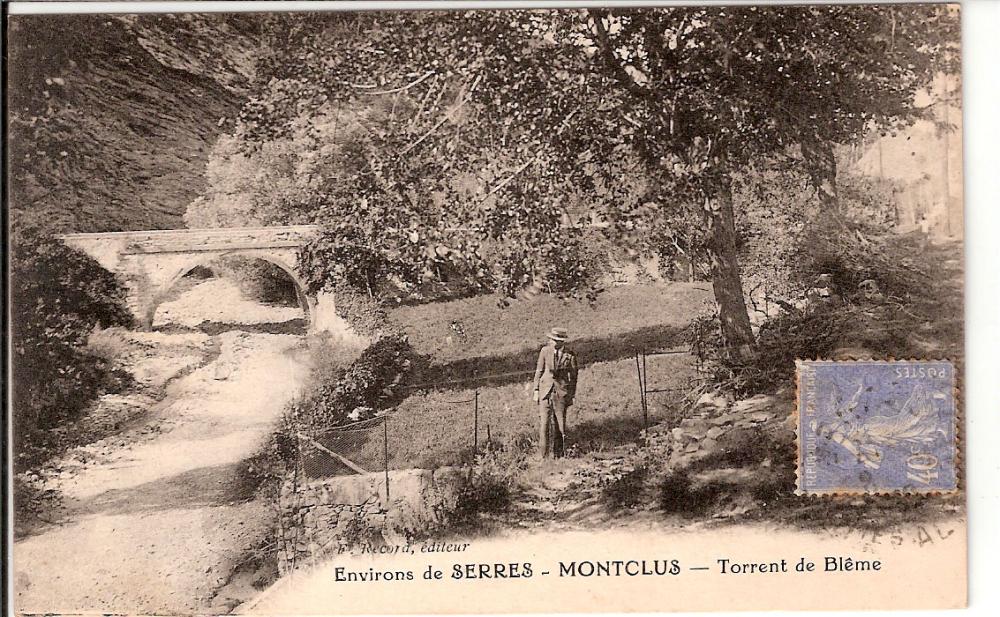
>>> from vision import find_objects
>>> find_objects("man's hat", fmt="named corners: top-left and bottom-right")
top-left (547, 327), bottom-right (569, 341)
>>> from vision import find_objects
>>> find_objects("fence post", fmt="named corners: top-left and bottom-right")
top-left (634, 352), bottom-right (643, 402)
top-left (473, 389), bottom-right (480, 457)
top-left (640, 349), bottom-right (649, 435)
top-left (383, 416), bottom-right (390, 502)
top-left (634, 353), bottom-right (646, 434)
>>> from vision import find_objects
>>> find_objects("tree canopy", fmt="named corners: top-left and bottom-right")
top-left (207, 5), bottom-right (958, 353)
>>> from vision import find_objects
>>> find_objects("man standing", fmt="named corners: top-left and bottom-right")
top-left (533, 327), bottom-right (579, 458)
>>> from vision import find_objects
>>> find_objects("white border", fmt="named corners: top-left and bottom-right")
top-left (4, 0), bottom-right (982, 14)
top-left (5, 1), bottom-right (999, 617)
top-left (959, 2), bottom-right (1000, 617)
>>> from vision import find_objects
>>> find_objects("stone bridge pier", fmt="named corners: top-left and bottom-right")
top-left (60, 225), bottom-right (344, 334)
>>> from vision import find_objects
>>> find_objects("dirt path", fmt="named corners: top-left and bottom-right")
top-left (496, 449), bottom-right (650, 531)
top-left (13, 279), bottom-right (311, 615)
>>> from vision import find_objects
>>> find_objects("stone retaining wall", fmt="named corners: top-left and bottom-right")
top-left (278, 467), bottom-right (467, 573)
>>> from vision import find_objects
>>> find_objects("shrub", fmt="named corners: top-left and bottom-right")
top-left (234, 412), bottom-right (302, 501)
top-left (539, 230), bottom-right (610, 300)
top-left (10, 225), bottom-right (133, 471)
top-left (13, 473), bottom-right (61, 537)
top-left (691, 301), bottom-right (877, 396)
top-left (837, 172), bottom-right (898, 229)
top-left (455, 473), bottom-right (512, 520)
top-left (331, 284), bottom-right (390, 339)
top-left (603, 465), bottom-right (650, 510)
top-left (793, 225), bottom-right (929, 304)
top-left (658, 471), bottom-right (724, 517)
top-left (749, 309), bottom-right (845, 384)
top-left (732, 163), bottom-right (900, 309)
top-left (454, 437), bottom-right (532, 521)
top-left (691, 177), bottom-right (938, 398)
top-left (296, 334), bottom-right (416, 430)
top-left (306, 335), bottom-right (366, 388)
top-left (732, 163), bottom-right (812, 304)
top-left (85, 326), bottom-right (134, 364)
top-left (659, 427), bottom-right (796, 518)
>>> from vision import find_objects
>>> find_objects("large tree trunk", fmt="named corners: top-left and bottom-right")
top-left (705, 178), bottom-right (755, 360)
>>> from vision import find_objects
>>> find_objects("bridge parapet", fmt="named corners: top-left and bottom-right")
top-left (60, 225), bottom-right (320, 255)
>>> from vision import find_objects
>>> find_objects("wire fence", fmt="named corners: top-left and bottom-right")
top-left (299, 417), bottom-right (386, 477)
top-left (292, 342), bottom-right (704, 501)
top-left (297, 390), bottom-right (492, 480)
top-left (289, 280), bottom-right (957, 496)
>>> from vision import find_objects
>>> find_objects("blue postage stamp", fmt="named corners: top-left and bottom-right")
top-left (796, 360), bottom-right (957, 495)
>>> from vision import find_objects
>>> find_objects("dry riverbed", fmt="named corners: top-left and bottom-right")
top-left (13, 278), bottom-right (311, 615)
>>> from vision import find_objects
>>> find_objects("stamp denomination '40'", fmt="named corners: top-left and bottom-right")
top-left (796, 360), bottom-right (957, 495)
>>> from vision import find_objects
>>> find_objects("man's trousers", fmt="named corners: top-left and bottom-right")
top-left (538, 389), bottom-right (568, 458)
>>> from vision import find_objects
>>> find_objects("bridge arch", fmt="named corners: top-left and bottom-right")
top-left (148, 251), bottom-right (315, 330)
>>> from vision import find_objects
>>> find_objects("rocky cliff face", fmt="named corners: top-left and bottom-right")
top-left (7, 14), bottom-right (262, 232)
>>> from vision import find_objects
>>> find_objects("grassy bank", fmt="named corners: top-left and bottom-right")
top-left (390, 282), bottom-right (712, 363)
top-left (304, 282), bottom-right (711, 474)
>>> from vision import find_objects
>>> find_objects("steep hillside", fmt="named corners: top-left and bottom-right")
top-left (6, 14), bottom-right (261, 232)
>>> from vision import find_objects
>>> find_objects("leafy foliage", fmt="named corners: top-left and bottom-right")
top-left (10, 225), bottom-right (134, 470)
top-left (659, 425), bottom-right (795, 518)
top-left (297, 224), bottom-right (433, 298)
top-left (328, 284), bottom-right (391, 340)
top-left (293, 334), bottom-right (416, 430)
top-left (733, 163), bottom-right (903, 311)
top-left (602, 465), bottom-right (650, 510)
top-left (221, 11), bottom-right (643, 302)
top-left (732, 162), bottom-right (813, 305)
top-left (836, 171), bottom-right (900, 230)
top-left (689, 205), bottom-right (945, 397)
top-left (454, 437), bottom-right (533, 522)
top-left (213, 6), bottom-right (955, 353)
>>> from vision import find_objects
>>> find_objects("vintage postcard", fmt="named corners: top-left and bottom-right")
top-left (6, 2), bottom-right (967, 614)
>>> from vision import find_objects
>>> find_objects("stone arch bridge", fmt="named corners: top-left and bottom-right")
top-left (60, 225), bottom-right (340, 332)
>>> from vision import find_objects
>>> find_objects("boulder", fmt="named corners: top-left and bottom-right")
top-left (680, 417), bottom-right (710, 433)
top-left (709, 412), bottom-right (741, 427)
top-left (695, 392), bottom-right (730, 413)
top-left (731, 394), bottom-right (775, 415)
top-left (706, 426), bottom-right (727, 440)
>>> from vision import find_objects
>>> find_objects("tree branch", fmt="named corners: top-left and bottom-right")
top-left (620, 111), bottom-right (643, 128)
top-left (341, 70), bottom-right (436, 95)
top-left (480, 157), bottom-right (538, 202)
top-left (400, 73), bottom-right (482, 156)
top-left (589, 9), bottom-right (653, 100)
top-left (479, 107), bottom-right (579, 202)
top-left (410, 74), bottom-right (440, 129)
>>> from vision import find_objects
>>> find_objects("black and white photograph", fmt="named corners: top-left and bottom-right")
top-left (5, 1), bottom-right (973, 614)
